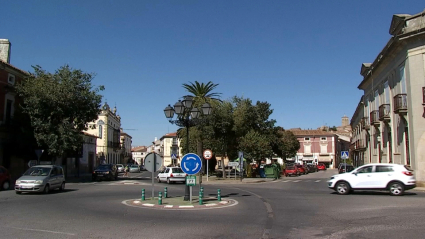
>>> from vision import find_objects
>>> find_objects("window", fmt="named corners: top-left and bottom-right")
top-left (320, 145), bottom-right (327, 154)
top-left (304, 145), bottom-right (311, 154)
top-left (5, 99), bottom-right (12, 124)
top-left (7, 74), bottom-right (15, 85)
top-left (384, 81), bottom-right (390, 104)
top-left (99, 125), bottom-right (103, 139)
top-left (376, 166), bottom-right (394, 172)
top-left (357, 166), bottom-right (373, 174)
top-left (304, 137), bottom-right (310, 141)
top-left (321, 137), bottom-right (326, 141)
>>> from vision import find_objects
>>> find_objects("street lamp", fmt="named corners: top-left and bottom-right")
top-left (164, 95), bottom-right (212, 201)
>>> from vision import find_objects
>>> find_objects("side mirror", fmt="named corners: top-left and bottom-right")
top-left (353, 172), bottom-right (358, 176)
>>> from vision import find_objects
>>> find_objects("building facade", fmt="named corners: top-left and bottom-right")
top-left (131, 146), bottom-right (147, 165)
top-left (120, 131), bottom-right (132, 164)
top-left (352, 10), bottom-right (425, 185)
top-left (289, 129), bottom-right (339, 169)
top-left (160, 132), bottom-right (181, 167)
top-left (85, 102), bottom-right (122, 165)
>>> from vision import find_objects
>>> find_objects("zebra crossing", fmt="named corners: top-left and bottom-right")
top-left (276, 179), bottom-right (322, 183)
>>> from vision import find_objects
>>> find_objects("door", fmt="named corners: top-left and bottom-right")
top-left (48, 167), bottom-right (59, 189)
top-left (374, 165), bottom-right (395, 188)
top-left (350, 165), bottom-right (375, 189)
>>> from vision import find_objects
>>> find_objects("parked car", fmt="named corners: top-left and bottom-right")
top-left (296, 165), bottom-right (306, 175)
top-left (157, 167), bottom-right (186, 184)
top-left (338, 163), bottom-right (355, 174)
top-left (0, 166), bottom-right (11, 190)
top-left (302, 164), bottom-right (309, 174)
top-left (307, 164), bottom-right (318, 173)
top-left (92, 164), bottom-right (118, 181)
top-left (317, 163), bottom-right (327, 171)
top-left (15, 165), bottom-right (66, 194)
top-left (328, 163), bottom-right (416, 196)
top-left (116, 164), bottom-right (125, 173)
top-left (129, 165), bottom-right (140, 173)
top-left (139, 165), bottom-right (146, 171)
top-left (285, 165), bottom-right (300, 177)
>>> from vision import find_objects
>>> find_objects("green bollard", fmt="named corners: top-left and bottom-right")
top-left (199, 191), bottom-right (203, 205)
top-left (217, 189), bottom-right (221, 201)
top-left (158, 192), bottom-right (162, 205)
top-left (164, 187), bottom-right (168, 198)
top-left (141, 189), bottom-right (145, 201)
top-left (200, 187), bottom-right (204, 198)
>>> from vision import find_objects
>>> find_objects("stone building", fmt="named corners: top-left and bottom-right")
top-left (350, 10), bottom-right (425, 185)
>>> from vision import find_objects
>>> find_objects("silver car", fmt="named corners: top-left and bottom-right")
top-left (129, 165), bottom-right (140, 173)
top-left (15, 165), bottom-right (66, 194)
top-left (116, 164), bottom-right (125, 173)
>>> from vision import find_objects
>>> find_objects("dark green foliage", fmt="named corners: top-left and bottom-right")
top-left (15, 65), bottom-right (104, 156)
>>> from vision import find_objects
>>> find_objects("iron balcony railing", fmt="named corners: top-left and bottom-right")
top-left (370, 110), bottom-right (380, 126)
top-left (379, 104), bottom-right (391, 122)
top-left (393, 94), bottom-right (408, 114)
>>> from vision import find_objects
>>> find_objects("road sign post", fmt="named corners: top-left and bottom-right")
top-left (238, 151), bottom-right (244, 182)
top-left (203, 150), bottom-right (213, 182)
top-left (144, 153), bottom-right (163, 200)
top-left (181, 153), bottom-right (202, 203)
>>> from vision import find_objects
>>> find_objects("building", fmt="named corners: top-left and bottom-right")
top-left (160, 132), bottom-right (180, 166)
top-left (85, 102), bottom-right (122, 165)
top-left (289, 129), bottom-right (339, 169)
top-left (351, 10), bottom-right (425, 185)
top-left (131, 146), bottom-right (147, 165)
top-left (0, 39), bottom-right (32, 177)
top-left (120, 131), bottom-right (132, 164)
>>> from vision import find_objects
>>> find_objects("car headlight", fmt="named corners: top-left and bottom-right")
top-left (35, 180), bottom-right (43, 184)
top-left (105, 171), bottom-right (110, 174)
top-left (16, 180), bottom-right (21, 184)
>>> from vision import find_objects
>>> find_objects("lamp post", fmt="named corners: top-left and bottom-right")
top-left (164, 95), bottom-right (212, 201)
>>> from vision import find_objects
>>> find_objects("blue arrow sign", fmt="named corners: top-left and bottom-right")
top-left (341, 151), bottom-right (349, 159)
top-left (181, 153), bottom-right (202, 175)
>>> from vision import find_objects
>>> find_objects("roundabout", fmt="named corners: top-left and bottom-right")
top-left (122, 196), bottom-right (238, 210)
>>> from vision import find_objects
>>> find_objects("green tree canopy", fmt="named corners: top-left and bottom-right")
top-left (16, 65), bottom-right (104, 156)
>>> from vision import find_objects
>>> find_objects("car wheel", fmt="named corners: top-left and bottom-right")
top-left (335, 181), bottom-right (350, 195)
top-left (388, 182), bottom-right (404, 196)
top-left (1, 180), bottom-right (10, 190)
top-left (44, 184), bottom-right (50, 194)
top-left (167, 178), bottom-right (171, 184)
top-left (59, 182), bottom-right (65, 191)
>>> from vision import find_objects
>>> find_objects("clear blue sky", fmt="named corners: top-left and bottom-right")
top-left (3, 1), bottom-right (424, 146)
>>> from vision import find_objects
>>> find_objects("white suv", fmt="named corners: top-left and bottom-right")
top-left (328, 163), bottom-right (416, 196)
top-left (157, 167), bottom-right (187, 184)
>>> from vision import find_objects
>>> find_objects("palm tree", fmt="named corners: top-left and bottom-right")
top-left (181, 81), bottom-right (221, 175)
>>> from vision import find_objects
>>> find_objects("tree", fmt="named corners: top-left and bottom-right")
top-left (278, 130), bottom-right (300, 160)
top-left (15, 65), bottom-right (104, 157)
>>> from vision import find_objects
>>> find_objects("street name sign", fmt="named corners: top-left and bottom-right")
top-left (186, 175), bottom-right (196, 186)
top-left (228, 162), bottom-right (239, 167)
top-left (181, 153), bottom-right (202, 175)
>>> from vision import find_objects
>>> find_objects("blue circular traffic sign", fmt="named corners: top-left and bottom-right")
top-left (180, 153), bottom-right (202, 175)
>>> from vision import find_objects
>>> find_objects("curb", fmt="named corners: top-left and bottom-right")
top-left (122, 198), bottom-right (238, 210)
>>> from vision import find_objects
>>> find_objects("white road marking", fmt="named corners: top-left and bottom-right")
top-left (315, 180), bottom-right (321, 182)
top-left (293, 180), bottom-right (300, 182)
top-left (6, 226), bottom-right (76, 236)
top-left (282, 180), bottom-right (291, 183)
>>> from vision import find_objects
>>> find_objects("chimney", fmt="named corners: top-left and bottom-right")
top-left (0, 39), bottom-right (11, 63)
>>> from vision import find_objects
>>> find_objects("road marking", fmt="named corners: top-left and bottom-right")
top-left (5, 226), bottom-right (76, 236)
top-left (293, 180), bottom-right (300, 182)
top-left (282, 180), bottom-right (291, 183)
top-left (315, 180), bottom-right (321, 182)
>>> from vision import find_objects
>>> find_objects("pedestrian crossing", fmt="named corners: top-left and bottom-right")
top-left (278, 179), bottom-right (323, 183)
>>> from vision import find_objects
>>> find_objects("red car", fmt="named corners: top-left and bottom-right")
top-left (317, 163), bottom-right (327, 171)
top-left (0, 166), bottom-right (11, 190)
top-left (284, 166), bottom-right (299, 177)
top-left (296, 165), bottom-right (306, 175)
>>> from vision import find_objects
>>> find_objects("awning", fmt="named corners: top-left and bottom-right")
top-left (318, 157), bottom-right (332, 162)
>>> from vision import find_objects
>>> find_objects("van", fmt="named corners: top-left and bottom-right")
top-left (15, 165), bottom-right (66, 194)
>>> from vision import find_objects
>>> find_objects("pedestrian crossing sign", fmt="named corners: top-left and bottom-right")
top-left (341, 151), bottom-right (349, 159)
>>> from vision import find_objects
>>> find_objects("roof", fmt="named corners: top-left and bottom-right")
top-left (160, 132), bottom-right (177, 140)
top-left (289, 129), bottom-right (337, 137)
top-left (131, 146), bottom-right (147, 152)
top-left (82, 132), bottom-right (98, 138)
top-left (0, 59), bottom-right (29, 76)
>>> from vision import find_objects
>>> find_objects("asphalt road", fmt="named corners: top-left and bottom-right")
top-left (1, 169), bottom-right (425, 239)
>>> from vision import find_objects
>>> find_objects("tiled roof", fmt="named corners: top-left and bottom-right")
top-left (131, 146), bottom-right (147, 152)
top-left (82, 132), bottom-right (98, 138)
top-left (289, 129), bottom-right (337, 136)
top-left (0, 59), bottom-right (29, 76)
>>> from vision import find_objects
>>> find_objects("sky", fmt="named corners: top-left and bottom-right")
top-left (3, 1), bottom-right (425, 146)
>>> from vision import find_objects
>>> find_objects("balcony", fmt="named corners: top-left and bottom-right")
top-left (393, 94), bottom-right (408, 115)
top-left (370, 110), bottom-right (380, 126)
top-left (361, 117), bottom-right (370, 130)
top-left (354, 139), bottom-right (366, 151)
top-left (379, 104), bottom-right (391, 122)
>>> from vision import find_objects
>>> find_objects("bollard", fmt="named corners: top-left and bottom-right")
top-left (141, 189), bottom-right (145, 201)
top-left (200, 187), bottom-right (204, 198)
top-left (158, 192), bottom-right (162, 205)
top-left (164, 187), bottom-right (168, 198)
top-left (217, 189), bottom-right (221, 201)
top-left (199, 191), bottom-right (203, 205)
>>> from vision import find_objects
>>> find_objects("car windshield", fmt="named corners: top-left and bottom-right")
top-left (23, 167), bottom-right (51, 176)
top-left (287, 166), bottom-right (295, 170)
top-left (172, 168), bottom-right (184, 173)
top-left (96, 165), bottom-right (111, 170)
